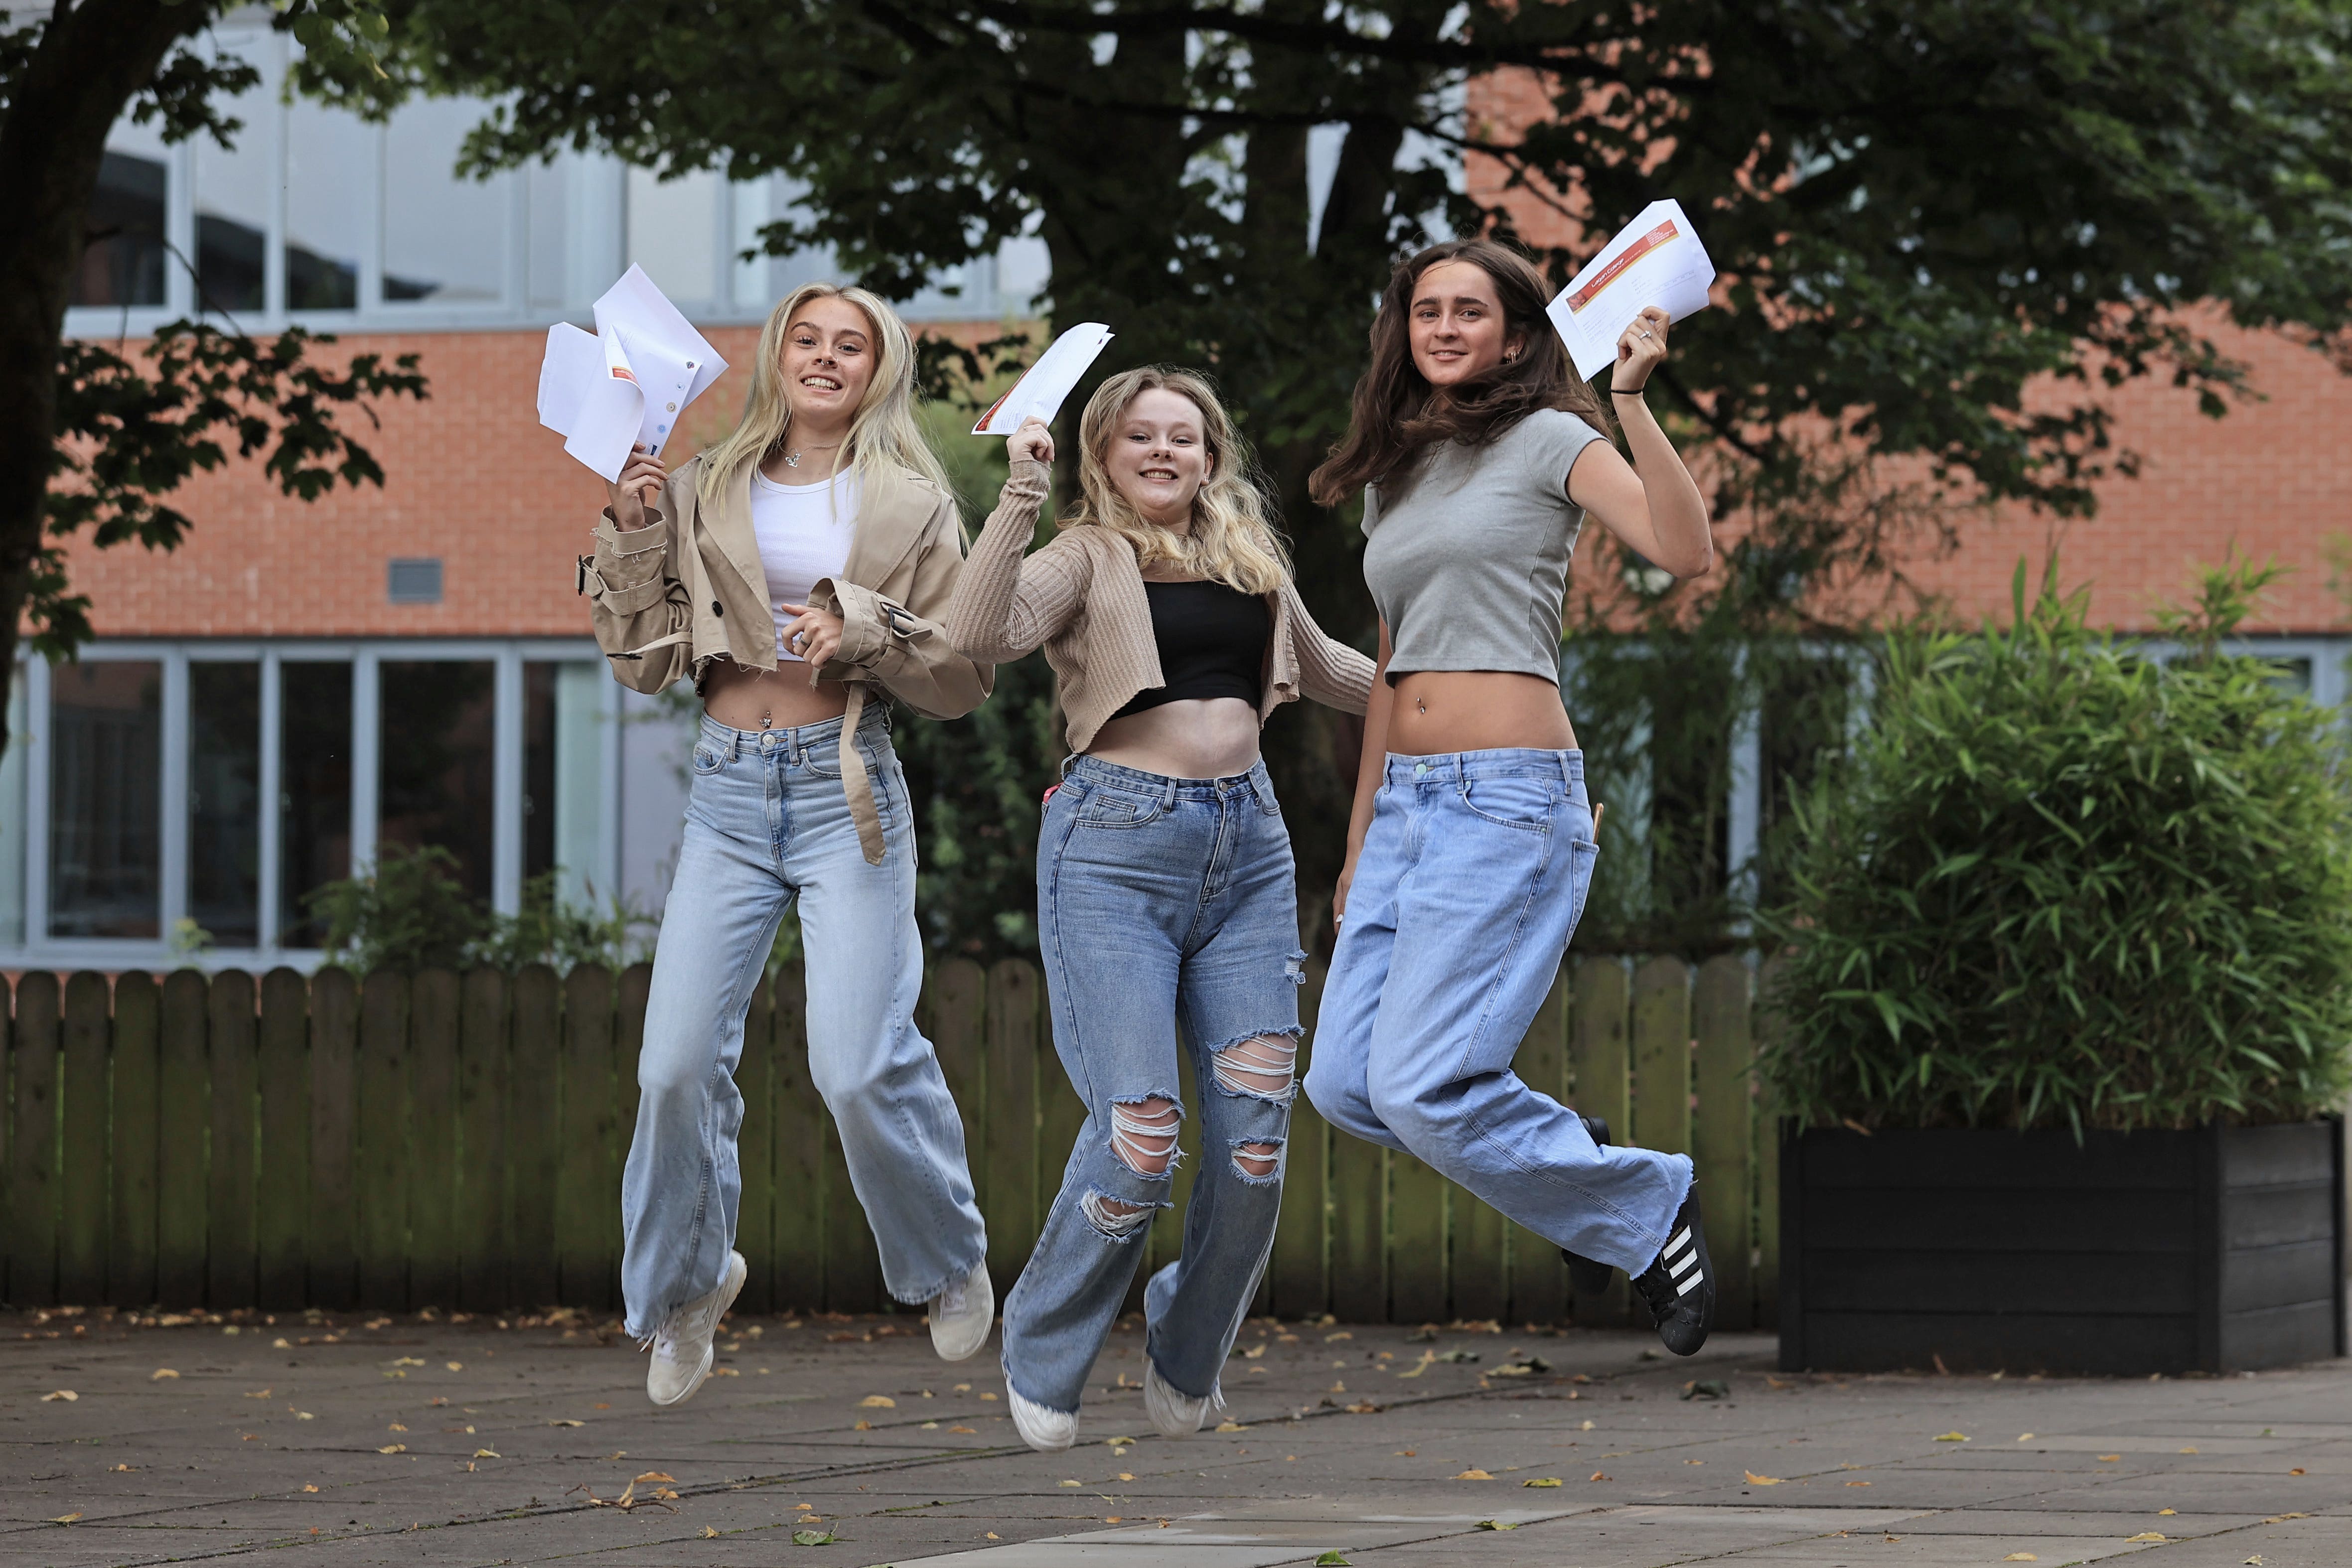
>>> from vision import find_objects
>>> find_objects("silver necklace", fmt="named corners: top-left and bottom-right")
top-left (783, 438), bottom-right (843, 469)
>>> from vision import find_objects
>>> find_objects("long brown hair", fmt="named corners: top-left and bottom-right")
top-left (1309, 238), bottom-right (1613, 507)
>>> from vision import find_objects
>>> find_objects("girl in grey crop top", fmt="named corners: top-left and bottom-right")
top-left (1359, 407), bottom-right (1608, 685)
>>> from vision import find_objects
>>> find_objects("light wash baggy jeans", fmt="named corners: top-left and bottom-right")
top-left (619, 706), bottom-right (987, 1340)
top-left (1002, 756), bottom-right (1309, 1415)
top-left (1305, 748), bottom-right (1692, 1276)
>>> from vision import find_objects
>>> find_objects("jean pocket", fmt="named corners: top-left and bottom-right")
top-left (1074, 785), bottom-right (1162, 829)
top-left (1457, 775), bottom-right (1557, 832)
top-left (690, 741), bottom-right (726, 776)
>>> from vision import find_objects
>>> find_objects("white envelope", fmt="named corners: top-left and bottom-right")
top-left (536, 265), bottom-right (730, 481)
top-left (973, 322), bottom-right (1116, 434)
top-left (1546, 200), bottom-right (1716, 381)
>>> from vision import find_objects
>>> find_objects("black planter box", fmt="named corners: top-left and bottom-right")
top-left (1778, 1119), bottom-right (2346, 1375)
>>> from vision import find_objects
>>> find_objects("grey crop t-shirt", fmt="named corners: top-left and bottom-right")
top-left (1360, 407), bottom-right (1610, 684)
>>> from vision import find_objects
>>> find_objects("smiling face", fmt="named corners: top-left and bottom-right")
top-left (779, 295), bottom-right (878, 432)
top-left (1104, 386), bottom-right (1214, 531)
top-left (1409, 258), bottom-right (1523, 391)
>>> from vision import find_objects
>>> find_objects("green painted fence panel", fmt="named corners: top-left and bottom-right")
top-left (735, 969), bottom-right (777, 1315)
top-left (356, 969), bottom-right (412, 1310)
top-left (256, 968), bottom-right (311, 1309)
top-left (307, 967), bottom-right (360, 1310)
top-left (771, 962), bottom-right (825, 1309)
top-left (155, 970), bottom-right (209, 1307)
top-left (110, 973), bottom-right (161, 1307)
top-left (1754, 955), bottom-right (1786, 1331)
top-left (611, 964), bottom-right (653, 1308)
top-left (1327, 1127), bottom-right (1386, 1323)
top-left (556, 965), bottom-right (613, 1311)
top-left (1692, 956), bottom-right (1754, 1331)
top-left (10, 972), bottom-right (60, 1306)
top-left (207, 971), bottom-right (258, 1310)
top-left (1507, 964), bottom-right (1572, 1324)
top-left (505, 965), bottom-right (561, 1308)
top-left (1630, 958), bottom-right (1692, 1157)
top-left (407, 970), bottom-right (461, 1311)
top-left (59, 973), bottom-right (113, 1305)
top-left (983, 959), bottom-right (1041, 1295)
top-left (1568, 957), bottom-right (1631, 1325)
top-left (456, 968), bottom-right (509, 1313)
top-left (1269, 961), bottom-right (1329, 1319)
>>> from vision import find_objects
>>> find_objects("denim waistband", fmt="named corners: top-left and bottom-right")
top-left (700, 702), bottom-right (889, 764)
top-left (1384, 746), bottom-right (1583, 787)
top-left (1063, 752), bottom-right (1275, 806)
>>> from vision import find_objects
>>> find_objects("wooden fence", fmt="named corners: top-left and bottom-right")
top-left (0, 957), bottom-right (1775, 1327)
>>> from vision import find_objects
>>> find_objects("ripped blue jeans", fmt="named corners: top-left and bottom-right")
top-left (1002, 756), bottom-right (1305, 1415)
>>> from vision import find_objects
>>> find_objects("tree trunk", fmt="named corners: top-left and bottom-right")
top-left (0, 0), bottom-right (204, 758)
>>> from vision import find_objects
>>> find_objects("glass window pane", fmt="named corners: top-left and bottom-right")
top-left (525, 662), bottom-right (606, 911)
top-left (285, 101), bottom-right (371, 311)
top-left (48, 661), bottom-right (162, 939)
top-left (627, 165), bottom-right (717, 305)
top-left (0, 663), bottom-right (29, 946)
top-left (383, 100), bottom-right (508, 304)
top-left (75, 148), bottom-right (170, 308)
top-left (189, 662), bottom-right (261, 946)
top-left (378, 661), bottom-right (496, 903)
top-left (194, 67), bottom-right (272, 314)
top-left (280, 660), bottom-right (352, 946)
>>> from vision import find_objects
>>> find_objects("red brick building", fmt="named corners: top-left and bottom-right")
top-left (9, 43), bottom-right (2344, 971)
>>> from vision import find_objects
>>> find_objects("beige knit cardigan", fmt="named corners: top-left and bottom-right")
top-left (944, 458), bottom-right (1375, 752)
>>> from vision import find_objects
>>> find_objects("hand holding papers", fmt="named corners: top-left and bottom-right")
top-left (973, 323), bottom-right (1115, 435)
top-left (1546, 201), bottom-right (1715, 382)
top-left (537, 266), bottom-right (729, 482)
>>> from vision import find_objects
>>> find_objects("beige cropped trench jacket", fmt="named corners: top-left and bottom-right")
top-left (579, 454), bottom-right (990, 863)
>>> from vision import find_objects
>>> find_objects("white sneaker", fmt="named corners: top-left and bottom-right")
top-left (644, 1251), bottom-right (747, 1407)
top-left (928, 1261), bottom-right (994, 1362)
top-left (1007, 1384), bottom-right (1077, 1451)
top-left (1143, 1359), bottom-right (1212, 1439)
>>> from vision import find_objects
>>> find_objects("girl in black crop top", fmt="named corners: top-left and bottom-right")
top-left (1107, 580), bottom-right (1270, 719)
top-left (942, 366), bottom-right (1373, 1459)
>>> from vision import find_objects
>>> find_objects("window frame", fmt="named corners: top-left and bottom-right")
top-left (8, 637), bottom-right (619, 972)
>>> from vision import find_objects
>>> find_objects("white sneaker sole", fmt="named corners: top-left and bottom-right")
top-left (647, 1252), bottom-right (747, 1408)
top-left (1143, 1360), bottom-right (1209, 1439)
top-left (1007, 1385), bottom-right (1077, 1452)
top-left (929, 1262), bottom-right (995, 1362)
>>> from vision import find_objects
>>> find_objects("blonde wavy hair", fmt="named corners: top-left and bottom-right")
top-left (696, 282), bottom-right (952, 507)
top-left (1060, 366), bottom-right (1290, 595)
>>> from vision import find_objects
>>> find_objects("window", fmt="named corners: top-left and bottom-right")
top-left (279, 660), bottom-right (353, 946)
top-left (48, 661), bottom-right (163, 939)
top-left (383, 100), bottom-right (509, 305)
top-left (193, 68), bottom-right (273, 315)
top-left (76, 147), bottom-right (170, 309)
top-left (378, 661), bottom-right (498, 902)
top-left (189, 661), bottom-right (263, 946)
top-left (628, 166), bottom-right (720, 306)
top-left (285, 99), bottom-right (374, 311)
top-left (524, 662), bottom-right (609, 912)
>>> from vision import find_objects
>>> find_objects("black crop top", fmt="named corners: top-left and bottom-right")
top-left (1109, 579), bottom-right (1270, 720)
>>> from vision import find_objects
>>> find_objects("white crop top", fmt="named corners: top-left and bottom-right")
top-left (750, 467), bottom-right (859, 662)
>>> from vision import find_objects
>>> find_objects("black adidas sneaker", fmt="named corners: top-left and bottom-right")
top-left (1630, 1189), bottom-right (1714, 1356)
top-left (1559, 1115), bottom-right (1615, 1296)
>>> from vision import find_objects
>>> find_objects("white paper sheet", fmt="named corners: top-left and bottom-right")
top-left (536, 265), bottom-right (729, 481)
top-left (1545, 200), bottom-right (1716, 381)
top-left (972, 322), bottom-right (1116, 434)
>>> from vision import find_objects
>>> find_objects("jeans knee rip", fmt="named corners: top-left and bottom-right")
top-left (1283, 947), bottom-right (1309, 985)
top-left (1210, 1030), bottom-right (1299, 1103)
top-left (1079, 1186), bottom-right (1162, 1240)
top-left (1109, 1096), bottom-right (1183, 1177)
top-left (1230, 1137), bottom-right (1286, 1183)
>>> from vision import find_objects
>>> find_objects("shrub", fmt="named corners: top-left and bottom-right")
top-left (308, 844), bottom-right (655, 974)
top-left (1760, 560), bottom-right (2352, 1133)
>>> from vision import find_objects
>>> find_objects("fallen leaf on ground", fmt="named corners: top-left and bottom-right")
top-left (1681, 1379), bottom-right (1730, 1400)
top-left (474, 1448), bottom-right (501, 1459)
top-left (948, 1425), bottom-right (976, 1434)
top-left (445, 1362), bottom-right (463, 1371)
top-left (549, 1419), bottom-right (584, 1427)
top-left (244, 1389), bottom-right (272, 1399)
top-left (2179, 1447), bottom-right (2199, 1454)
top-left (1060, 1479), bottom-right (1081, 1488)
top-left (1590, 1471), bottom-right (1611, 1482)
top-left (2158, 1508), bottom-right (2176, 1516)
top-left (42, 1390), bottom-right (76, 1402)
top-left (1435, 1349), bottom-right (1480, 1363)
top-left (377, 1444), bottom-right (406, 1454)
top-left (1214, 1420), bottom-right (1246, 1432)
top-left (1453, 1469), bottom-right (1493, 1480)
top-left (150, 1368), bottom-right (179, 1380)
top-left (1396, 1351), bottom-right (1436, 1379)
top-left (1846, 1480), bottom-right (1872, 1487)
top-left (1395, 1450), bottom-right (1416, 1457)
top-left (2099, 1454), bottom-right (2121, 1462)
top-left (1523, 1477), bottom-right (1562, 1487)
top-left (1745, 1471), bottom-right (1782, 1485)
top-left (854, 1420), bottom-right (873, 1430)
top-left (2125, 1532), bottom-right (2168, 1543)
top-left (2017, 1433), bottom-right (2034, 1441)
top-left (635, 1472), bottom-right (676, 1483)
top-left (2289, 1468), bottom-right (2306, 1475)
top-left (1489, 1364), bottom-right (1535, 1378)
top-left (1474, 1520), bottom-right (1516, 1531)
top-left (303, 1484), bottom-right (319, 1493)
top-left (859, 1394), bottom-right (895, 1408)
top-left (702, 1527), bottom-right (719, 1539)
top-left (388, 1423), bottom-right (408, 1431)
top-left (1933, 1431), bottom-right (1968, 1442)
top-left (1315, 1554), bottom-right (1351, 1567)
top-left (792, 1529), bottom-right (836, 1545)
top-left (50, 1513), bottom-right (82, 1524)
top-left (2003, 1555), bottom-right (2037, 1562)
top-left (1579, 1419), bottom-right (1597, 1430)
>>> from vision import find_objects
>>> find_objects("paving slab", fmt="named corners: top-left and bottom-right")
top-left (2, 1307), bottom-right (2346, 1566)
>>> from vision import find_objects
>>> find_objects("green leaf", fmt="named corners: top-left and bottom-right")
top-left (1316, 1554), bottom-right (1353, 1566)
top-left (791, 1529), bottom-right (837, 1545)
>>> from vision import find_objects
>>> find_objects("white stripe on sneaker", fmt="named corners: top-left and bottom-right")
top-left (1669, 1250), bottom-right (1697, 1278)
top-left (1665, 1226), bottom-right (1692, 1257)
top-left (1676, 1271), bottom-right (1702, 1296)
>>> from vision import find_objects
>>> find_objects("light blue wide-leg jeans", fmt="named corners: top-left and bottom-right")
top-left (1306, 748), bottom-right (1691, 1276)
top-left (619, 708), bottom-right (987, 1340)
top-left (1002, 757), bottom-right (1307, 1415)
